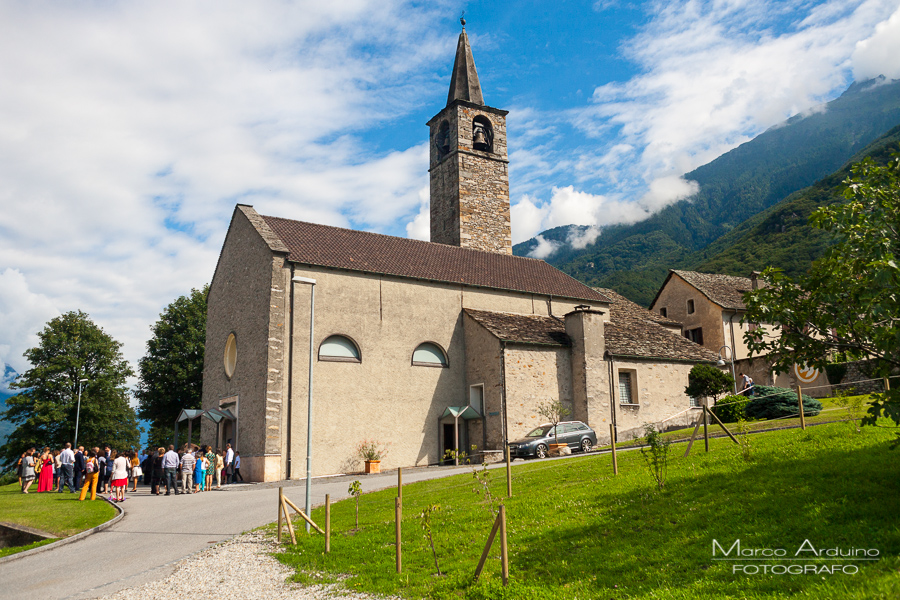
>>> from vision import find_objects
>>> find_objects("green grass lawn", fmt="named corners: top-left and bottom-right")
top-left (0, 482), bottom-right (116, 558)
top-left (274, 421), bottom-right (900, 599)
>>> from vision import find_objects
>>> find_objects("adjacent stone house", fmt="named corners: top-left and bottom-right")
top-left (200, 27), bottom-right (721, 481)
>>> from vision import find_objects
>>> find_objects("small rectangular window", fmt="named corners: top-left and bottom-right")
top-left (687, 299), bottom-right (695, 314)
top-left (690, 396), bottom-right (701, 408)
top-left (685, 327), bottom-right (703, 345)
top-left (619, 371), bottom-right (636, 405)
top-left (469, 384), bottom-right (484, 414)
top-left (659, 307), bottom-right (667, 318)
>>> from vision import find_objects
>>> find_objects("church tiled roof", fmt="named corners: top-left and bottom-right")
top-left (261, 214), bottom-right (609, 304)
top-left (464, 294), bottom-right (719, 363)
top-left (464, 309), bottom-right (571, 347)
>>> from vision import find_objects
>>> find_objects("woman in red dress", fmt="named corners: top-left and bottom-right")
top-left (36, 447), bottom-right (54, 492)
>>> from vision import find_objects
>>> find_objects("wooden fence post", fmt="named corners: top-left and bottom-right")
top-left (395, 497), bottom-right (402, 573)
top-left (325, 493), bottom-right (331, 553)
top-left (506, 444), bottom-right (512, 498)
top-left (705, 406), bottom-right (739, 445)
top-left (474, 511), bottom-right (502, 582)
top-left (797, 386), bottom-right (806, 430)
top-left (885, 377), bottom-right (891, 392)
top-left (609, 423), bottom-right (618, 475)
top-left (500, 504), bottom-right (509, 586)
top-left (703, 401), bottom-right (710, 452)
top-left (683, 418), bottom-right (703, 458)
top-left (277, 487), bottom-right (283, 543)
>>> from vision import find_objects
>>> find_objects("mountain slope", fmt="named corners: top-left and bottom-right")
top-left (514, 77), bottom-right (900, 306)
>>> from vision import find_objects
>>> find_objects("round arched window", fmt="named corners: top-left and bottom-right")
top-left (224, 333), bottom-right (237, 378)
top-left (319, 335), bottom-right (361, 363)
top-left (412, 342), bottom-right (449, 367)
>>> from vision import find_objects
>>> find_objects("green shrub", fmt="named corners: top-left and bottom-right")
top-left (712, 395), bottom-right (750, 423)
top-left (745, 385), bottom-right (822, 420)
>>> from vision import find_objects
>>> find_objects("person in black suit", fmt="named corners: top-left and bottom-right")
top-left (73, 446), bottom-right (85, 490)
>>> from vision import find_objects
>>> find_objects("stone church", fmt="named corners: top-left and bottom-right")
top-left (200, 26), bottom-right (718, 482)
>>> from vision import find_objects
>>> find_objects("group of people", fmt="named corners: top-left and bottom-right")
top-left (17, 443), bottom-right (142, 501)
top-left (142, 443), bottom-right (242, 495)
top-left (15, 441), bottom-right (243, 501)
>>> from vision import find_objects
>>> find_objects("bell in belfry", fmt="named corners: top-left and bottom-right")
top-left (473, 122), bottom-right (489, 151)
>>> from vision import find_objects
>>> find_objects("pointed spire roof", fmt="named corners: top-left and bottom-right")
top-left (447, 21), bottom-right (484, 106)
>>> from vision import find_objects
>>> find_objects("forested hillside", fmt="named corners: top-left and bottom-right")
top-left (514, 77), bottom-right (900, 306)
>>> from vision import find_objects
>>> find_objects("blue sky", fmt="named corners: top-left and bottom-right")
top-left (1, 0), bottom-right (899, 389)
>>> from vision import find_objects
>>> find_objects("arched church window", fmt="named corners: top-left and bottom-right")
top-left (472, 116), bottom-right (493, 152)
top-left (319, 335), bottom-right (361, 363)
top-left (436, 120), bottom-right (450, 159)
top-left (224, 333), bottom-right (237, 378)
top-left (412, 342), bottom-right (449, 367)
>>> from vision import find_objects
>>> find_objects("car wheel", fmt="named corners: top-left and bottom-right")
top-left (535, 444), bottom-right (548, 459)
top-left (581, 438), bottom-right (593, 453)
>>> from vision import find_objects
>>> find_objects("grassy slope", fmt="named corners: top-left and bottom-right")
top-left (275, 422), bottom-right (900, 599)
top-left (0, 482), bottom-right (116, 557)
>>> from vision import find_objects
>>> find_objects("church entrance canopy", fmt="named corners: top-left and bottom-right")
top-left (173, 407), bottom-right (236, 450)
top-left (439, 405), bottom-right (482, 466)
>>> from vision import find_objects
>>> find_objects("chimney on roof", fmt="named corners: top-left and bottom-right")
top-left (750, 271), bottom-right (761, 290)
top-left (564, 308), bottom-right (605, 429)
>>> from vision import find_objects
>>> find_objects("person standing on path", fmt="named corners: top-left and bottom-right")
top-left (58, 443), bottom-right (76, 493)
top-left (111, 451), bottom-right (129, 502)
top-left (180, 450), bottom-right (195, 494)
top-left (214, 449), bottom-right (224, 489)
top-left (130, 450), bottom-right (142, 492)
top-left (79, 450), bottom-right (100, 501)
top-left (73, 446), bottom-right (85, 490)
top-left (21, 448), bottom-right (36, 493)
top-left (151, 448), bottom-right (165, 495)
top-left (233, 452), bottom-right (243, 482)
top-left (162, 445), bottom-right (180, 495)
top-left (224, 444), bottom-right (234, 484)
top-left (204, 446), bottom-right (216, 492)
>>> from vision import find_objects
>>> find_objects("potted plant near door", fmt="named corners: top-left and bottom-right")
top-left (537, 399), bottom-right (572, 456)
top-left (357, 440), bottom-right (390, 474)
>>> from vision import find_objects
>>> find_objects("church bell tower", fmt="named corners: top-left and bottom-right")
top-left (427, 20), bottom-right (512, 254)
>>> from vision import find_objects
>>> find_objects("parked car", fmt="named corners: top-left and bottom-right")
top-left (508, 421), bottom-right (597, 459)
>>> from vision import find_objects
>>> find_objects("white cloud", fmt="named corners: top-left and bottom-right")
top-left (0, 269), bottom-right (59, 375)
top-left (527, 235), bottom-right (561, 259)
top-left (852, 6), bottom-right (900, 79)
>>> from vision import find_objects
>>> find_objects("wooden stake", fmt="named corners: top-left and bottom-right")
top-left (395, 497), bottom-right (402, 573)
top-left (283, 495), bottom-right (325, 534)
top-left (505, 444), bottom-right (512, 498)
top-left (683, 418), bottom-right (703, 458)
top-left (474, 511), bottom-right (502, 582)
top-left (705, 406), bottom-right (739, 445)
top-left (277, 487), bottom-right (283, 543)
top-left (797, 386), bottom-right (806, 430)
top-left (885, 377), bottom-right (891, 392)
top-left (609, 424), bottom-right (618, 474)
top-left (500, 504), bottom-right (509, 586)
top-left (281, 496), bottom-right (297, 545)
top-left (325, 493), bottom-right (331, 553)
top-left (703, 402), bottom-right (710, 452)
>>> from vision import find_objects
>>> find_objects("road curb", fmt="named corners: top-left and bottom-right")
top-left (0, 495), bottom-right (124, 565)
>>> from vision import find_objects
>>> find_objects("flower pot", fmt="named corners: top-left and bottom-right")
top-left (548, 443), bottom-right (568, 457)
top-left (364, 460), bottom-right (381, 474)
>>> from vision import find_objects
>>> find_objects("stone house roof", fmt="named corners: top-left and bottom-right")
top-left (652, 270), bottom-right (754, 311)
top-left (464, 292), bottom-right (720, 363)
top-left (257, 211), bottom-right (609, 304)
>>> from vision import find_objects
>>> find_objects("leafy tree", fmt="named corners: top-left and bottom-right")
top-left (744, 153), bottom-right (900, 438)
top-left (135, 286), bottom-right (207, 448)
top-left (684, 364), bottom-right (734, 405)
top-left (537, 398), bottom-right (571, 446)
top-left (0, 311), bottom-right (140, 465)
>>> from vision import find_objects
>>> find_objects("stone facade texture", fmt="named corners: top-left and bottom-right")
top-left (429, 102), bottom-right (511, 254)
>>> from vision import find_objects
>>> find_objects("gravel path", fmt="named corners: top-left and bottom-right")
top-left (95, 529), bottom-right (391, 600)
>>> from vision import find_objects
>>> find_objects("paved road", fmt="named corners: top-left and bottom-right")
top-left (1, 464), bottom-right (483, 600)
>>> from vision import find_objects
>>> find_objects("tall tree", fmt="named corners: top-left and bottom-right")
top-left (135, 286), bottom-right (207, 448)
top-left (745, 152), bottom-right (900, 438)
top-left (0, 311), bottom-right (140, 465)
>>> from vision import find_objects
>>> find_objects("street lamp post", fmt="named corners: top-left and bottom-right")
top-left (74, 378), bottom-right (88, 448)
top-left (717, 346), bottom-right (738, 395)
top-left (293, 275), bottom-right (316, 533)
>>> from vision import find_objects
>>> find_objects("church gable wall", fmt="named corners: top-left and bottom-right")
top-left (610, 359), bottom-right (698, 442)
top-left (651, 275), bottom-right (727, 354)
top-left (202, 209), bottom-right (287, 482)
top-left (463, 313), bottom-right (503, 451)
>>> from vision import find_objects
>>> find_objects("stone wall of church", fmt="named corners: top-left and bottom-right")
top-left (610, 358), bottom-right (699, 442)
top-left (504, 346), bottom-right (573, 441)
top-left (463, 314), bottom-right (503, 452)
top-left (202, 209), bottom-right (288, 483)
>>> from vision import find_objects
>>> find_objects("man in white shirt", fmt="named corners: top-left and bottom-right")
top-left (224, 444), bottom-right (234, 484)
top-left (58, 442), bottom-right (76, 493)
top-left (180, 450), bottom-right (195, 494)
top-left (162, 445), bottom-right (180, 495)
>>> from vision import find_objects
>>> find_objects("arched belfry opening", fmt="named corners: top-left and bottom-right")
top-left (427, 22), bottom-right (512, 255)
top-left (472, 116), bottom-right (493, 153)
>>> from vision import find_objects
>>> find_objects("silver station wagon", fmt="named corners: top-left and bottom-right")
top-left (508, 421), bottom-right (597, 459)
